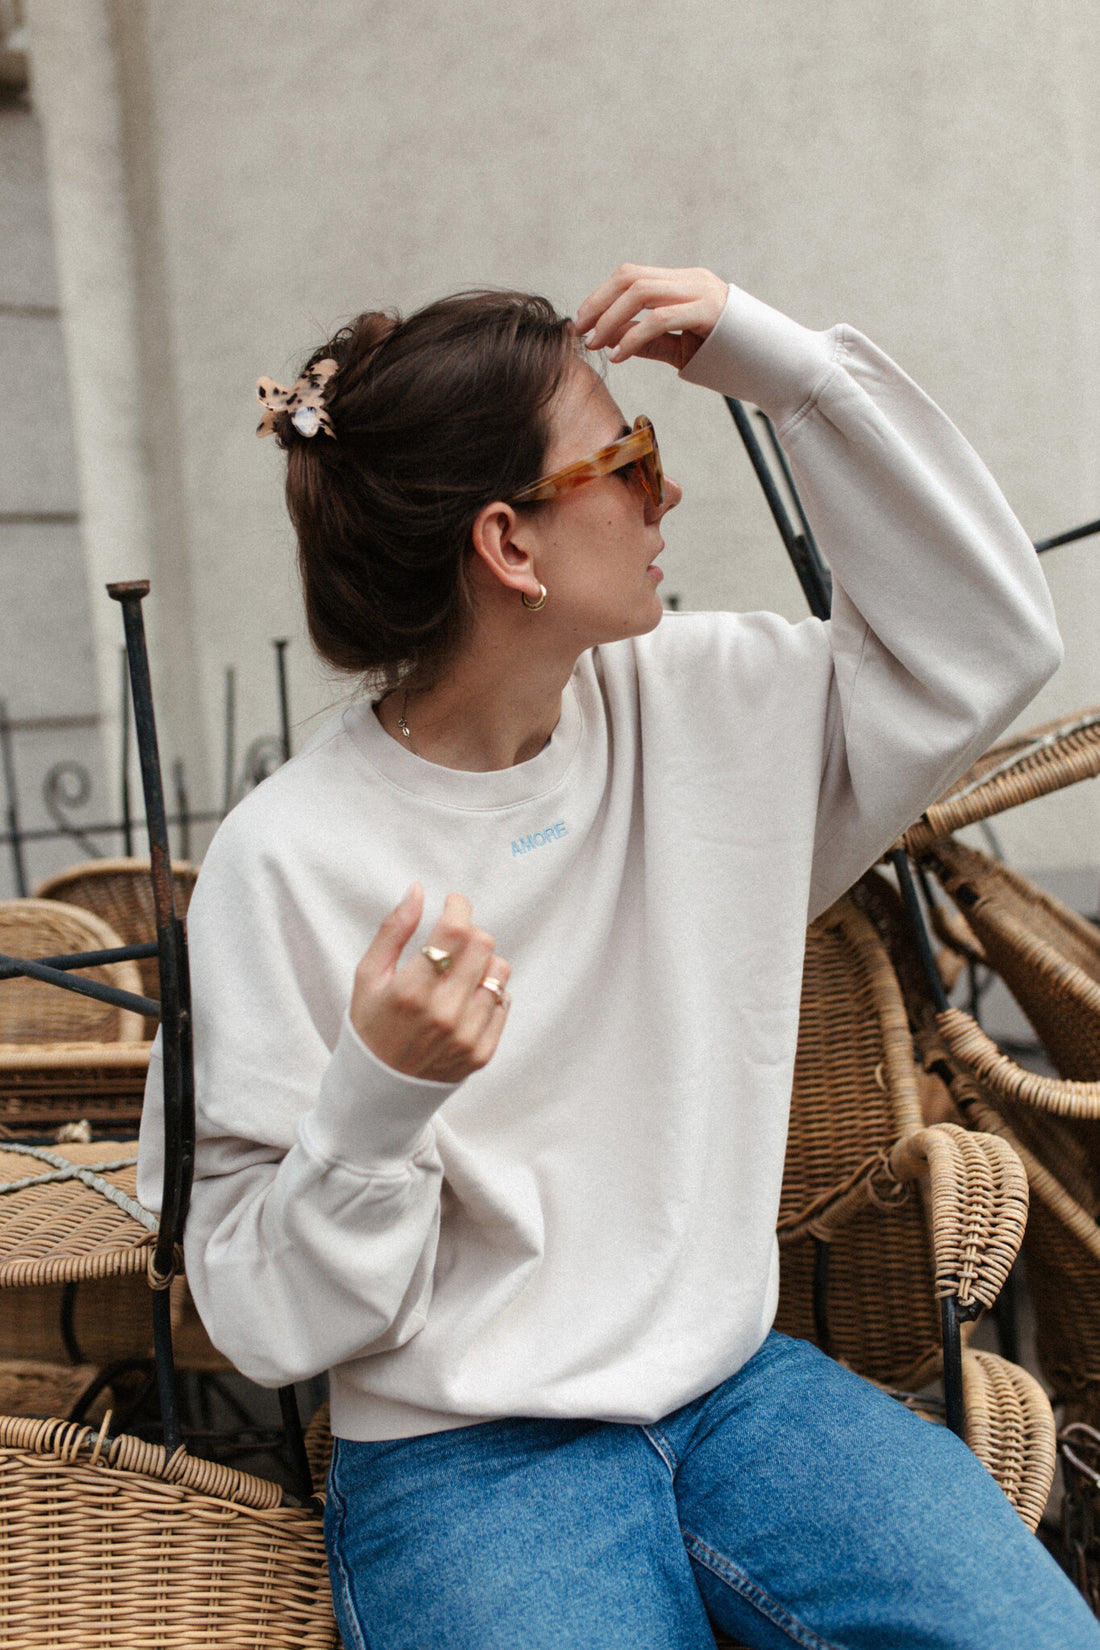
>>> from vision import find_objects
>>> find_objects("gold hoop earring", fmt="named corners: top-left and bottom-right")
top-left (521, 583), bottom-right (548, 611)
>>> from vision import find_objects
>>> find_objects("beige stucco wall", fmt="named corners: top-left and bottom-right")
top-left (22, 0), bottom-right (1100, 875)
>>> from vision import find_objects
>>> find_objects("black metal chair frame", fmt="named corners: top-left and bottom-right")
top-left (0, 581), bottom-right (314, 1503)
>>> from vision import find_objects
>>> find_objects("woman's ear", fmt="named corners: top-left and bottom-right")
top-left (471, 501), bottom-right (539, 598)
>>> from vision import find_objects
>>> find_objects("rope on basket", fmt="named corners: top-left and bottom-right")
top-left (0, 1143), bottom-right (157, 1229)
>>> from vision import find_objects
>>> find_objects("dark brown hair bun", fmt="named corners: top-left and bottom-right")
top-left (280, 290), bottom-right (576, 693)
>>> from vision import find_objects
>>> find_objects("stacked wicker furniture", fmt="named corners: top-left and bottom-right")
top-left (911, 837), bottom-right (1100, 1608)
top-left (29, 864), bottom-right (230, 1376)
top-left (771, 894), bottom-right (1054, 1529)
top-left (0, 941), bottom-right (339, 1644)
top-left (0, 901), bottom-right (154, 1423)
top-left (0, 899), bottom-right (150, 1141)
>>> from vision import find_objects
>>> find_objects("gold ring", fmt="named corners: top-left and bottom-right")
top-left (478, 975), bottom-right (511, 1009)
top-left (421, 945), bottom-right (454, 975)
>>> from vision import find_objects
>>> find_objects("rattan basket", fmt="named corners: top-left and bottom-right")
top-left (0, 1414), bottom-right (338, 1648)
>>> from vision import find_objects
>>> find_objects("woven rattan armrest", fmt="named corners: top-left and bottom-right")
top-left (779, 1122), bottom-right (1027, 1318)
top-left (961, 1348), bottom-right (1057, 1531)
top-left (901, 705), bottom-right (1100, 855)
top-left (946, 1083), bottom-right (1100, 1268)
top-left (917, 1039), bottom-right (1100, 1430)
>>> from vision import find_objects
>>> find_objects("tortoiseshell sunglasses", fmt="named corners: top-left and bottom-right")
top-left (508, 415), bottom-right (665, 507)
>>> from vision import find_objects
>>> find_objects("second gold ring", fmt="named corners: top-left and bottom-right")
top-left (478, 975), bottom-right (511, 1010)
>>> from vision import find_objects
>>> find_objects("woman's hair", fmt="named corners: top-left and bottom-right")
top-left (272, 290), bottom-right (578, 693)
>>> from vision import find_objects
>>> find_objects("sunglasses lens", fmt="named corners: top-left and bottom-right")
top-left (629, 417), bottom-right (662, 505)
top-left (642, 443), bottom-right (664, 505)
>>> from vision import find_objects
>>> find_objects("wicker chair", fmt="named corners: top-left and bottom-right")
top-left (0, 1134), bottom-right (159, 1422)
top-left (0, 586), bottom-right (338, 1647)
top-left (777, 899), bottom-right (1025, 1384)
top-left (0, 1133), bottom-right (340, 1643)
top-left (856, 861), bottom-right (1100, 1599)
top-left (0, 898), bottom-right (150, 1140)
top-left (0, 900), bottom-right (145, 1047)
top-left (770, 896), bottom-right (1056, 1535)
top-left (0, 903), bottom-right (154, 1407)
top-left (35, 859), bottom-right (199, 1040)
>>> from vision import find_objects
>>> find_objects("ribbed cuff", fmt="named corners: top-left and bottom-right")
top-left (679, 283), bottom-right (839, 428)
top-left (303, 1011), bottom-right (458, 1171)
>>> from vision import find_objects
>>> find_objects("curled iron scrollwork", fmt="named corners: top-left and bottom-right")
top-left (43, 761), bottom-right (105, 858)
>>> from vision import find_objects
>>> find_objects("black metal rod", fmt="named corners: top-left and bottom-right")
top-left (725, 398), bottom-right (831, 620)
top-left (60, 1282), bottom-right (86, 1365)
top-left (0, 949), bottom-right (160, 1019)
top-left (0, 700), bottom-right (28, 897)
top-left (1034, 516), bottom-right (1100, 553)
top-left (107, 582), bottom-right (194, 1279)
top-left (757, 408), bottom-right (829, 580)
top-left (0, 941), bottom-right (159, 974)
top-left (152, 1286), bottom-right (182, 1456)
top-left (888, 848), bottom-right (949, 1014)
top-left (812, 1237), bottom-right (833, 1356)
top-left (941, 1295), bottom-right (966, 1438)
top-left (278, 1384), bottom-right (315, 1503)
top-left (120, 646), bottom-right (133, 856)
top-left (991, 1263), bottom-right (1021, 1366)
top-left (67, 1357), bottom-right (156, 1427)
top-left (274, 638), bottom-right (291, 764)
top-left (173, 760), bottom-right (190, 861)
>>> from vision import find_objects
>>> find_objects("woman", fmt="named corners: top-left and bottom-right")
top-left (139, 266), bottom-right (1094, 1648)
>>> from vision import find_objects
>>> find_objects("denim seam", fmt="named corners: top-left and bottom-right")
top-left (682, 1528), bottom-right (840, 1650)
top-left (325, 1465), bottom-right (371, 1650)
top-left (640, 1422), bottom-right (678, 1479)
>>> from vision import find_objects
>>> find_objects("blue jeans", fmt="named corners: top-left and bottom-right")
top-left (324, 1331), bottom-right (1099, 1649)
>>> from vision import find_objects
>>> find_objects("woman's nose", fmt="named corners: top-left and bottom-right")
top-left (651, 475), bottom-right (682, 519)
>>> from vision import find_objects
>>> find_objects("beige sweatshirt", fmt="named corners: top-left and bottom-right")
top-left (138, 284), bottom-right (1061, 1440)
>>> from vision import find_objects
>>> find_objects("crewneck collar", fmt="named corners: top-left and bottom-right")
top-left (344, 675), bottom-right (585, 812)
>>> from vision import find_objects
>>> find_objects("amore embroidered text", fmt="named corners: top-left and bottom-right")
top-left (511, 821), bottom-right (568, 857)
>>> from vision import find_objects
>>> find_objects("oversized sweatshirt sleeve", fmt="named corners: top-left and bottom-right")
top-left (136, 811), bottom-right (456, 1387)
top-left (681, 283), bottom-right (1063, 917)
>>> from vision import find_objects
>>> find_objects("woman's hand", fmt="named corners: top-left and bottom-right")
top-left (574, 264), bottom-right (728, 371)
top-left (350, 884), bottom-right (511, 1083)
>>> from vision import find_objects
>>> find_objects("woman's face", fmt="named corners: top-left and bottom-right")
top-left (517, 360), bottom-right (682, 651)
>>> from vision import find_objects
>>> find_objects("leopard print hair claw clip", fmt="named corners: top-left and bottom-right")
top-left (255, 358), bottom-right (339, 440)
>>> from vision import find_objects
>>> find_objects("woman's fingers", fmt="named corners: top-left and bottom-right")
top-left (419, 892), bottom-right (483, 983)
top-left (351, 891), bottom-right (511, 1082)
top-left (574, 264), bottom-right (728, 368)
top-left (607, 301), bottom-right (724, 368)
top-left (356, 882), bottom-right (424, 991)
